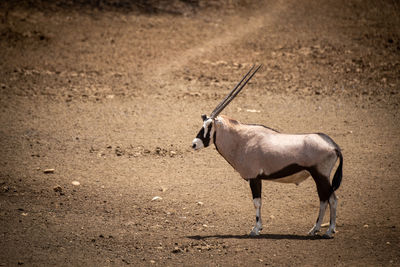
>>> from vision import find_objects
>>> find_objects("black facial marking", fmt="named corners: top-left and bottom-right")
top-left (195, 123), bottom-right (213, 147)
top-left (195, 127), bottom-right (205, 139)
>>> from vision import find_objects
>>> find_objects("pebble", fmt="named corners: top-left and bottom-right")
top-left (71, 181), bottom-right (80, 186)
top-left (151, 196), bottom-right (162, 201)
top-left (53, 185), bottom-right (62, 193)
top-left (172, 246), bottom-right (181, 253)
top-left (246, 109), bottom-right (260, 113)
top-left (44, 169), bottom-right (55, 174)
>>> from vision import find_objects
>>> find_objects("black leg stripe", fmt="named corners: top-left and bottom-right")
top-left (249, 179), bottom-right (262, 199)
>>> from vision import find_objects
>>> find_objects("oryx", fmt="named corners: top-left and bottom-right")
top-left (192, 65), bottom-right (343, 238)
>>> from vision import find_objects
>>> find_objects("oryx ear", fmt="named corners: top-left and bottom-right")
top-left (201, 114), bottom-right (208, 121)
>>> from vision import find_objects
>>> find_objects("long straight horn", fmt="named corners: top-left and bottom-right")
top-left (209, 65), bottom-right (255, 118)
top-left (210, 64), bottom-right (262, 119)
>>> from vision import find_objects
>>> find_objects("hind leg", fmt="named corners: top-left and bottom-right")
top-left (326, 192), bottom-right (338, 237)
top-left (309, 200), bottom-right (328, 236)
top-left (249, 178), bottom-right (262, 236)
top-left (309, 172), bottom-right (333, 237)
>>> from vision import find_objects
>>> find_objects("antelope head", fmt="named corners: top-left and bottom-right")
top-left (192, 64), bottom-right (262, 150)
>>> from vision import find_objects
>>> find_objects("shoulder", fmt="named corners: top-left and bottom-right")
top-left (215, 115), bottom-right (240, 126)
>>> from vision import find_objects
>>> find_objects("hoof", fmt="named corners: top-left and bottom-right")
top-left (322, 233), bottom-right (333, 239)
top-left (308, 229), bottom-right (320, 236)
top-left (250, 224), bottom-right (262, 236)
top-left (250, 228), bottom-right (261, 236)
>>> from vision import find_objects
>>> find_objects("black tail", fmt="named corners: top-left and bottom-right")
top-left (332, 149), bottom-right (343, 191)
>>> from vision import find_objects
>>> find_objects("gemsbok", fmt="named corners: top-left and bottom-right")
top-left (192, 65), bottom-right (343, 238)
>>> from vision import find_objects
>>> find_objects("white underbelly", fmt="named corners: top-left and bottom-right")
top-left (270, 170), bottom-right (310, 185)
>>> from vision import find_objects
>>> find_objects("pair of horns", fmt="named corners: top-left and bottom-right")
top-left (209, 64), bottom-right (262, 119)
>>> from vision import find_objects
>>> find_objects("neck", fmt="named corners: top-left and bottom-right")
top-left (213, 117), bottom-right (242, 170)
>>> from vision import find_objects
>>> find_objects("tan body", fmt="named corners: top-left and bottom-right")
top-left (214, 115), bottom-right (336, 182)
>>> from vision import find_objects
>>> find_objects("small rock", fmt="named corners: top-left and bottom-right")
top-left (270, 215), bottom-right (275, 219)
top-left (71, 181), bottom-right (80, 186)
top-left (115, 146), bottom-right (124, 156)
top-left (185, 92), bottom-right (201, 97)
top-left (1, 185), bottom-right (9, 192)
top-left (44, 169), bottom-right (55, 174)
top-left (246, 109), bottom-right (260, 113)
top-left (152, 196), bottom-right (162, 201)
top-left (172, 247), bottom-right (181, 253)
top-left (150, 260), bottom-right (155, 264)
top-left (321, 222), bottom-right (330, 227)
top-left (53, 185), bottom-right (62, 193)
top-left (363, 224), bottom-right (369, 228)
top-left (197, 201), bottom-right (204, 206)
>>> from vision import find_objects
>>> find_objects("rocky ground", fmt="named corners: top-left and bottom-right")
top-left (0, 0), bottom-right (399, 266)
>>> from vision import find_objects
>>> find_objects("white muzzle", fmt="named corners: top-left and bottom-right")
top-left (192, 138), bottom-right (204, 150)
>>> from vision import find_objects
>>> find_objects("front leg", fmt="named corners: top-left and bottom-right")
top-left (249, 178), bottom-right (262, 236)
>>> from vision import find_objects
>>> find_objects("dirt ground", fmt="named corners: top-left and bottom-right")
top-left (0, 0), bottom-right (399, 266)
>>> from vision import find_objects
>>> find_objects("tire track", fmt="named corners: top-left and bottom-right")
top-left (144, 1), bottom-right (288, 87)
